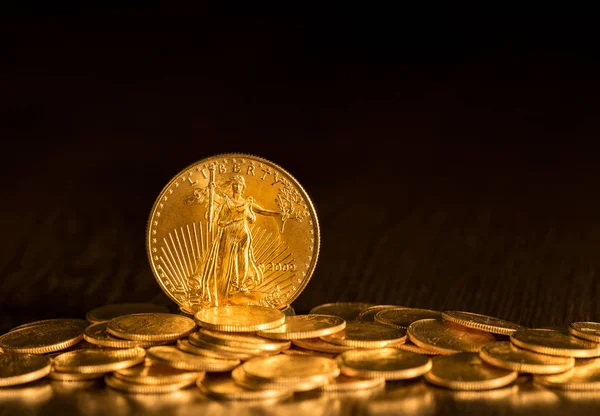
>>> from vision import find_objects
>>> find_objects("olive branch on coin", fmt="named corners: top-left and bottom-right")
top-left (274, 180), bottom-right (309, 233)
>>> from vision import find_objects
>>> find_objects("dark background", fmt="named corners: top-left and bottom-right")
top-left (1, 5), bottom-right (599, 332)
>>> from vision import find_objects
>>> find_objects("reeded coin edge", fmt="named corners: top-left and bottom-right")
top-left (256, 317), bottom-right (347, 340)
top-left (105, 375), bottom-right (196, 394)
top-left (145, 153), bottom-right (322, 310)
top-left (291, 339), bottom-right (355, 353)
top-left (479, 349), bottom-right (575, 374)
top-left (53, 352), bottom-right (146, 374)
top-left (0, 364), bottom-right (52, 387)
top-left (0, 334), bottom-right (84, 355)
top-left (569, 325), bottom-right (600, 343)
top-left (319, 376), bottom-right (386, 392)
top-left (114, 369), bottom-right (204, 385)
top-left (195, 316), bottom-right (286, 333)
top-left (197, 377), bottom-right (291, 401)
top-left (510, 335), bottom-right (600, 358)
top-left (441, 312), bottom-right (521, 335)
top-left (181, 338), bottom-right (254, 360)
top-left (424, 369), bottom-right (518, 391)
top-left (147, 348), bottom-right (240, 372)
top-left (339, 358), bottom-right (432, 380)
top-left (320, 335), bottom-right (407, 349)
top-left (48, 371), bottom-right (105, 381)
top-left (231, 366), bottom-right (331, 392)
top-left (199, 329), bottom-right (291, 352)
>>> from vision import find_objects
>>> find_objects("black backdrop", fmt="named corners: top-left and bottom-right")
top-left (1, 5), bottom-right (599, 332)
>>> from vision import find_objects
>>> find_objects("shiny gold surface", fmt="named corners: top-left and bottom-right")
top-left (191, 332), bottom-right (266, 355)
top-left (146, 346), bottom-right (240, 371)
top-left (375, 307), bottom-right (442, 329)
top-left (281, 348), bottom-right (338, 359)
top-left (231, 365), bottom-right (332, 392)
top-left (339, 348), bottom-right (432, 380)
top-left (48, 371), bottom-right (106, 381)
top-left (52, 347), bottom-right (146, 374)
top-left (0, 322), bottom-right (84, 354)
top-left (256, 314), bottom-right (346, 340)
top-left (0, 353), bottom-right (51, 387)
top-left (425, 352), bottom-right (518, 390)
top-left (309, 303), bottom-right (375, 321)
top-left (322, 321), bottom-right (406, 348)
top-left (480, 341), bottom-right (575, 374)
top-left (115, 360), bottom-right (204, 385)
top-left (357, 305), bottom-right (407, 322)
top-left (534, 358), bottom-right (600, 390)
top-left (147, 154), bottom-right (320, 310)
top-left (86, 303), bottom-right (169, 324)
top-left (569, 322), bottom-right (600, 343)
top-left (198, 373), bottom-right (291, 401)
top-left (183, 336), bottom-right (257, 360)
top-left (241, 354), bottom-right (339, 384)
top-left (442, 311), bottom-right (522, 335)
top-left (107, 313), bottom-right (196, 341)
top-left (10, 319), bottom-right (89, 332)
top-left (84, 322), bottom-right (169, 348)
top-left (319, 374), bottom-right (386, 392)
top-left (198, 328), bottom-right (291, 352)
top-left (292, 338), bottom-right (356, 354)
top-left (407, 319), bottom-right (495, 354)
top-left (397, 341), bottom-right (440, 356)
top-left (105, 374), bottom-right (196, 394)
top-left (510, 329), bottom-right (600, 358)
top-left (194, 305), bottom-right (285, 332)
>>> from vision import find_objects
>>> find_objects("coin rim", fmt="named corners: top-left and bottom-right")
top-left (338, 349), bottom-right (432, 380)
top-left (48, 371), bottom-right (106, 381)
top-left (107, 313), bottom-right (196, 341)
top-left (479, 342), bottom-right (575, 374)
top-left (105, 374), bottom-right (196, 394)
top-left (241, 355), bottom-right (340, 384)
top-left (231, 365), bottom-right (331, 392)
top-left (197, 375), bottom-right (291, 400)
top-left (321, 322), bottom-right (407, 348)
top-left (51, 347), bottom-right (147, 374)
top-left (375, 308), bottom-right (441, 330)
top-left (291, 338), bottom-right (355, 353)
top-left (197, 329), bottom-right (291, 352)
top-left (0, 323), bottom-right (84, 354)
top-left (84, 322), bottom-right (169, 349)
top-left (569, 322), bottom-right (600, 343)
top-left (145, 153), bottom-right (321, 310)
top-left (319, 375), bottom-right (386, 392)
top-left (407, 319), bottom-right (494, 355)
top-left (182, 337), bottom-right (256, 360)
top-left (256, 314), bottom-right (347, 340)
top-left (510, 329), bottom-right (600, 358)
top-left (194, 306), bottom-right (285, 333)
top-left (114, 364), bottom-right (204, 385)
top-left (0, 354), bottom-right (52, 387)
top-left (442, 311), bottom-right (522, 335)
top-left (146, 346), bottom-right (240, 372)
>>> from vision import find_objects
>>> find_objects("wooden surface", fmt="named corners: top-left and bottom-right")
top-left (2, 6), bottom-right (600, 414)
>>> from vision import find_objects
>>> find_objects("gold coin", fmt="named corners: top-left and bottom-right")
top-left (198, 373), bottom-right (291, 401)
top-left (107, 313), bottom-right (196, 341)
top-left (442, 311), bottom-right (522, 335)
top-left (231, 365), bottom-right (328, 392)
top-left (319, 374), bottom-right (386, 392)
top-left (321, 322), bottom-right (406, 348)
top-left (178, 306), bottom-right (195, 318)
top-left (510, 329), bottom-right (600, 358)
top-left (480, 341), bottom-right (575, 374)
top-left (424, 352), bottom-right (518, 390)
top-left (256, 314), bottom-right (346, 340)
top-left (338, 348), bottom-right (432, 380)
top-left (10, 319), bottom-right (89, 332)
top-left (191, 331), bottom-right (266, 355)
top-left (51, 347), bottom-right (146, 374)
top-left (0, 322), bottom-right (84, 354)
top-left (105, 374), bottom-right (195, 394)
top-left (241, 354), bottom-right (339, 384)
top-left (569, 322), bottom-right (600, 343)
top-left (292, 338), bottom-right (355, 354)
top-left (86, 303), bottom-right (170, 324)
top-left (197, 329), bottom-right (290, 352)
top-left (357, 305), bottom-right (408, 322)
top-left (84, 322), bottom-right (170, 348)
top-left (309, 302), bottom-right (375, 321)
top-left (181, 337), bottom-right (256, 360)
top-left (397, 341), bottom-right (440, 356)
top-left (280, 304), bottom-right (296, 316)
top-left (146, 346), bottom-right (240, 371)
top-left (48, 371), bottom-right (106, 381)
top-left (408, 319), bottom-right (495, 354)
top-left (281, 348), bottom-right (338, 359)
top-left (114, 360), bottom-right (204, 385)
top-left (194, 305), bottom-right (285, 332)
top-left (534, 358), bottom-right (600, 390)
top-left (146, 154), bottom-right (320, 310)
top-left (375, 308), bottom-right (441, 329)
top-left (0, 353), bottom-right (51, 387)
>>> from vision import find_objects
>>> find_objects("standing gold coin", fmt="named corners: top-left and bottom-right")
top-left (198, 373), bottom-right (291, 401)
top-left (107, 313), bottom-right (196, 341)
top-left (442, 311), bottom-right (522, 335)
top-left (479, 341), bottom-right (575, 374)
top-left (198, 329), bottom-right (290, 352)
top-left (10, 319), bottom-right (89, 332)
top-left (114, 361), bottom-right (204, 385)
top-left (407, 319), bottom-right (495, 354)
top-left (357, 305), bottom-right (407, 322)
top-left (52, 347), bottom-right (146, 374)
top-left (240, 354), bottom-right (339, 387)
top-left (510, 329), bottom-right (600, 358)
top-left (146, 346), bottom-right (240, 371)
top-left (84, 322), bottom-right (169, 348)
top-left (338, 348), bottom-right (432, 380)
top-left (0, 322), bottom-right (84, 354)
top-left (534, 358), bottom-right (600, 390)
top-left (319, 374), bottom-right (386, 393)
top-left (292, 338), bottom-right (356, 354)
top-left (424, 352), bottom-right (518, 390)
top-left (194, 305), bottom-right (285, 332)
top-left (321, 322), bottom-right (406, 348)
top-left (146, 154), bottom-right (320, 311)
top-left (0, 353), bottom-right (51, 387)
top-left (105, 374), bottom-right (195, 394)
top-left (569, 322), bottom-right (600, 343)
top-left (256, 315), bottom-right (346, 340)
top-left (309, 302), bottom-right (375, 321)
top-left (86, 303), bottom-right (169, 324)
top-left (375, 308), bottom-right (441, 329)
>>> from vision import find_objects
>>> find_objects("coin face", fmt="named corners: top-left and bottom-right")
top-left (480, 341), bottom-right (575, 374)
top-left (407, 319), bottom-right (495, 354)
top-left (424, 352), bottom-right (518, 390)
top-left (84, 322), bottom-right (168, 348)
top-left (510, 329), bottom-right (600, 358)
top-left (10, 319), bottom-right (89, 332)
top-left (146, 154), bottom-right (320, 310)
top-left (256, 314), bottom-right (346, 340)
top-left (241, 354), bottom-right (339, 383)
top-left (115, 361), bottom-right (203, 385)
top-left (0, 353), bottom-right (51, 387)
top-left (375, 308), bottom-right (441, 329)
top-left (309, 303), bottom-right (375, 321)
top-left (146, 346), bottom-right (240, 371)
top-left (534, 358), bottom-right (600, 390)
top-left (86, 303), bottom-right (170, 324)
top-left (198, 329), bottom-right (291, 352)
top-left (339, 348), bottom-right (432, 380)
top-left (198, 373), bottom-right (291, 401)
top-left (569, 322), bottom-right (600, 343)
top-left (357, 305), bottom-right (407, 322)
top-left (52, 347), bottom-right (146, 374)
top-left (442, 311), bottom-right (522, 335)
top-left (321, 321), bottom-right (407, 348)
top-left (194, 305), bottom-right (285, 332)
top-left (107, 313), bottom-right (196, 341)
top-left (0, 322), bottom-right (84, 354)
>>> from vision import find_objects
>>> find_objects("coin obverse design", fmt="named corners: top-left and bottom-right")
top-left (147, 154), bottom-right (320, 311)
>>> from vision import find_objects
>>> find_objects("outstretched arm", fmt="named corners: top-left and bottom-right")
top-left (252, 202), bottom-right (280, 217)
